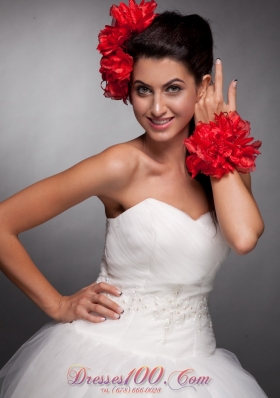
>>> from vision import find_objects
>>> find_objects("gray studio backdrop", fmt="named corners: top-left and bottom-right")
top-left (0, 0), bottom-right (279, 396)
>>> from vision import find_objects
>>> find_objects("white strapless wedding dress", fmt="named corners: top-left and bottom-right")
top-left (0, 198), bottom-right (268, 397)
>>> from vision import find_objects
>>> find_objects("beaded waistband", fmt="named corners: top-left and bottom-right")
top-left (95, 275), bottom-right (213, 344)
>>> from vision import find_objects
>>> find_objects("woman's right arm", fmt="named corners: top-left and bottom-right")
top-left (0, 144), bottom-right (138, 323)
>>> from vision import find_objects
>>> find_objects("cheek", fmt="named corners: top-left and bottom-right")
top-left (171, 94), bottom-right (196, 117)
top-left (132, 99), bottom-right (146, 127)
top-left (131, 96), bottom-right (147, 117)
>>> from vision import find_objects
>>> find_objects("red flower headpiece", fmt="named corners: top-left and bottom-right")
top-left (97, 0), bottom-right (158, 104)
top-left (184, 112), bottom-right (262, 179)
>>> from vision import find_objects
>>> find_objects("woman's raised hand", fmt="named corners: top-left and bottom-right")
top-left (53, 282), bottom-right (124, 323)
top-left (194, 58), bottom-right (237, 124)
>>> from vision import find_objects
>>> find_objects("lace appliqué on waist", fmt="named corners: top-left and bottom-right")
top-left (96, 277), bottom-right (213, 344)
top-left (150, 289), bottom-right (212, 344)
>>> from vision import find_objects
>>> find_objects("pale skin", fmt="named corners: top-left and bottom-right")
top-left (0, 57), bottom-right (264, 326)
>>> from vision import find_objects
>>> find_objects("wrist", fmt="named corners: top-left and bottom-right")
top-left (42, 293), bottom-right (64, 322)
top-left (184, 112), bottom-right (262, 179)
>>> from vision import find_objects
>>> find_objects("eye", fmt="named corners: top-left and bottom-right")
top-left (135, 85), bottom-right (152, 95)
top-left (167, 85), bottom-right (181, 93)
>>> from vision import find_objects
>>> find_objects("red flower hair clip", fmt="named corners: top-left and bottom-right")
top-left (184, 112), bottom-right (262, 179)
top-left (97, 0), bottom-right (158, 104)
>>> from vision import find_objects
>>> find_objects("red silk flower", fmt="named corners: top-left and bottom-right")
top-left (100, 49), bottom-right (134, 100)
top-left (97, 0), bottom-right (158, 104)
top-left (184, 112), bottom-right (262, 179)
top-left (97, 26), bottom-right (131, 56)
top-left (110, 0), bottom-right (158, 33)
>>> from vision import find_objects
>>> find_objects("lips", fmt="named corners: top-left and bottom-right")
top-left (147, 117), bottom-right (174, 129)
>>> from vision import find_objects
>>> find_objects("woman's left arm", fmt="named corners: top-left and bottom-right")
top-left (195, 59), bottom-right (265, 254)
top-left (210, 170), bottom-right (264, 255)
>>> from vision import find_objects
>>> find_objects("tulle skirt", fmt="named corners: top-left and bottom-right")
top-left (0, 320), bottom-right (268, 397)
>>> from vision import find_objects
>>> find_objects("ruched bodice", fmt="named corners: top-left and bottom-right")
top-left (103, 198), bottom-right (230, 290)
top-left (74, 198), bottom-right (231, 358)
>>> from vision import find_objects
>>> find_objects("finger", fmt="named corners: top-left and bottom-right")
top-left (87, 290), bottom-right (124, 315)
top-left (91, 281), bottom-right (122, 296)
top-left (89, 303), bottom-right (122, 320)
top-left (196, 85), bottom-right (213, 114)
top-left (83, 312), bottom-right (107, 323)
top-left (95, 293), bottom-right (124, 314)
top-left (214, 58), bottom-right (223, 98)
top-left (201, 83), bottom-right (214, 100)
top-left (72, 300), bottom-right (114, 323)
top-left (228, 79), bottom-right (237, 111)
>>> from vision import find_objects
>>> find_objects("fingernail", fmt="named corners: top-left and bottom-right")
top-left (114, 313), bottom-right (121, 319)
top-left (216, 58), bottom-right (221, 64)
top-left (101, 317), bottom-right (106, 321)
top-left (116, 289), bottom-right (122, 295)
top-left (118, 306), bottom-right (124, 313)
top-left (233, 79), bottom-right (238, 88)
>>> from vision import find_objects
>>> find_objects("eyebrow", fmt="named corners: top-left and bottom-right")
top-left (133, 78), bottom-right (185, 87)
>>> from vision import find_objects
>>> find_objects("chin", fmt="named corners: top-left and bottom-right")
top-left (145, 126), bottom-right (189, 142)
top-left (147, 131), bottom-right (177, 141)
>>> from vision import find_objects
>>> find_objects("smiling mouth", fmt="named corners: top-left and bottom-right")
top-left (147, 117), bottom-right (174, 125)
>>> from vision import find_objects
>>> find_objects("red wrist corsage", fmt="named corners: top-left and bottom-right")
top-left (184, 112), bottom-right (262, 179)
top-left (97, 0), bottom-right (158, 104)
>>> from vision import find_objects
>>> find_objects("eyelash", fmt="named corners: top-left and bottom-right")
top-left (136, 86), bottom-right (151, 95)
top-left (135, 85), bottom-right (182, 95)
top-left (167, 85), bottom-right (181, 93)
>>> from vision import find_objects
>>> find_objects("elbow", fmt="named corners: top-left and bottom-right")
top-left (233, 219), bottom-right (265, 256)
top-left (233, 234), bottom-right (260, 255)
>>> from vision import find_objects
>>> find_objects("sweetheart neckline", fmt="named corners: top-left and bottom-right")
top-left (106, 198), bottom-right (211, 223)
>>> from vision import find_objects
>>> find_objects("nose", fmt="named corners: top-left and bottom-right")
top-left (150, 92), bottom-right (167, 118)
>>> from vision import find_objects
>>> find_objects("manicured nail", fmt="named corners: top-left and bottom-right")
top-left (114, 313), bottom-right (121, 319)
top-left (216, 58), bottom-right (221, 64)
top-left (100, 317), bottom-right (106, 321)
top-left (115, 289), bottom-right (122, 295)
top-left (233, 79), bottom-right (238, 88)
top-left (118, 306), bottom-right (124, 313)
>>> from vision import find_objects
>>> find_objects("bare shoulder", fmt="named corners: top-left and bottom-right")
top-left (99, 141), bottom-right (142, 175)
top-left (93, 139), bottom-right (149, 188)
top-left (64, 139), bottom-right (146, 186)
top-left (94, 138), bottom-right (155, 213)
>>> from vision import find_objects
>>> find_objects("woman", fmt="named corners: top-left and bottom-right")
top-left (0, 0), bottom-right (267, 396)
